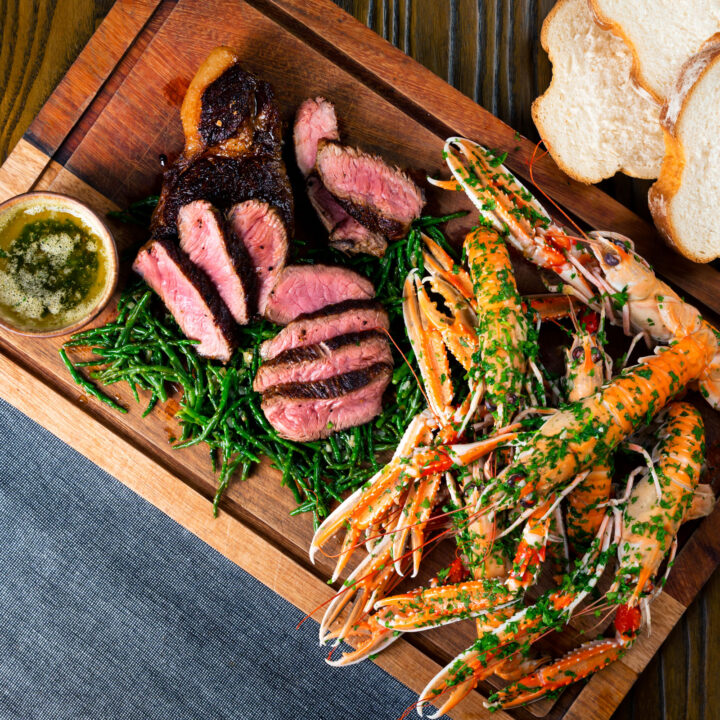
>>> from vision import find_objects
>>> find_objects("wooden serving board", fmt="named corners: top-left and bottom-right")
top-left (1, 2), bottom-right (719, 718)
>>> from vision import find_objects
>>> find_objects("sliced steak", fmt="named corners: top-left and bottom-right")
top-left (139, 50), bottom-right (294, 360)
top-left (264, 264), bottom-right (375, 325)
top-left (305, 174), bottom-right (346, 231)
top-left (261, 362), bottom-right (392, 441)
top-left (330, 216), bottom-right (388, 256)
top-left (178, 200), bottom-right (256, 324)
top-left (227, 200), bottom-right (288, 316)
top-left (315, 140), bottom-right (424, 238)
top-left (295, 99), bottom-right (388, 257)
top-left (253, 330), bottom-right (391, 392)
top-left (306, 176), bottom-right (387, 256)
top-left (294, 97), bottom-right (339, 177)
top-left (133, 237), bottom-right (237, 362)
top-left (260, 299), bottom-right (389, 360)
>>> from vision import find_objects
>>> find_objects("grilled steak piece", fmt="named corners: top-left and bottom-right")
top-left (329, 217), bottom-right (388, 256)
top-left (133, 237), bottom-right (237, 362)
top-left (135, 48), bottom-right (295, 361)
top-left (178, 200), bottom-right (256, 324)
top-left (306, 176), bottom-right (387, 256)
top-left (253, 330), bottom-right (391, 393)
top-left (264, 264), bottom-right (375, 325)
top-left (315, 140), bottom-right (424, 239)
top-left (261, 362), bottom-right (392, 441)
top-left (180, 46), bottom-right (282, 161)
top-left (227, 200), bottom-right (288, 316)
top-left (260, 299), bottom-right (390, 360)
top-left (305, 174), bottom-right (347, 228)
top-left (152, 47), bottom-right (292, 243)
top-left (294, 97), bottom-right (340, 177)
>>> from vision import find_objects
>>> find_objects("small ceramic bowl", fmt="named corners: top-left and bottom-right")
top-left (0, 191), bottom-right (119, 338)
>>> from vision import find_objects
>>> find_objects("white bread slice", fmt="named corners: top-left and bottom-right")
top-left (532, 0), bottom-right (664, 183)
top-left (590, 0), bottom-right (720, 103)
top-left (649, 35), bottom-right (720, 262)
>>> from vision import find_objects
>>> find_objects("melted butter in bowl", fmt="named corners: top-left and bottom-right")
top-left (0, 192), bottom-right (118, 336)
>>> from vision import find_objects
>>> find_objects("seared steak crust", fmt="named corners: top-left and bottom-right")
top-left (263, 362), bottom-right (392, 401)
top-left (332, 194), bottom-right (404, 238)
top-left (293, 298), bottom-right (386, 323)
top-left (154, 156), bottom-right (293, 238)
top-left (250, 80), bottom-right (284, 157)
top-left (199, 64), bottom-right (255, 147)
top-left (266, 330), bottom-right (386, 365)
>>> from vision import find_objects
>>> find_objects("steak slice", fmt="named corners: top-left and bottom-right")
top-left (260, 299), bottom-right (390, 360)
top-left (227, 200), bottom-right (288, 316)
top-left (305, 174), bottom-right (347, 230)
top-left (306, 176), bottom-right (387, 256)
top-left (178, 200), bottom-right (256, 324)
top-left (264, 264), bottom-right (375, 325)
top-left (295, 98), bottom-right (387, 257)
top-left (133, 237), bottom-right (237, 362)
top-left (329, 216), bottom-right (388, 257)
top-left (261, 362), bottom-right (392, 441)
top-left (315, 140), bottom-right (424, 238)
top-left (253, 330), bottom-right (392, 392)
top-left (294, 97), bottom-right (340, 177)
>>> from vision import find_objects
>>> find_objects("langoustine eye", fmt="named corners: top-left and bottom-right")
top-left (604, 251), bottom-right (620, 267)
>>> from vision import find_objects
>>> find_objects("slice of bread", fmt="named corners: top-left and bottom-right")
top-left (532, 0), bottom-right (664, 184)
top-left (649, 35), bottom-right (720, 262)
top-left (591, 0), bottom-right (720, 103)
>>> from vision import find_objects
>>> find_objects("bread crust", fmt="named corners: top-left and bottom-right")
top-left (589, 1), bottom-right (720, 106)
top-left (649, 34), bottom-right (720, 262)
top-left (533, 0), bottom-right (588, 182)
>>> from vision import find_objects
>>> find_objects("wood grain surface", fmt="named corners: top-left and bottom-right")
top-left (1, 2), bottom-right (717, 719)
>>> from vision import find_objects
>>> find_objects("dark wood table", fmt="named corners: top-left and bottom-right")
top-left (1, 1), bottom-right (717, 717)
